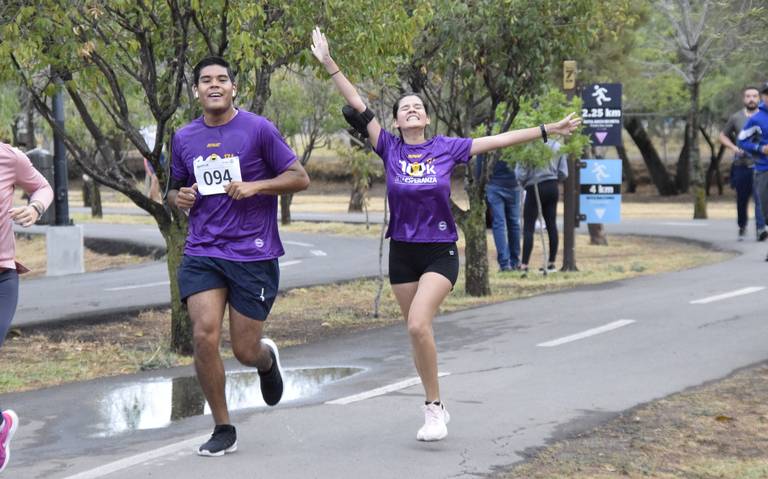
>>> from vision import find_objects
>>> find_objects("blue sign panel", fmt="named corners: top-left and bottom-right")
top-left (580, 159), bottom-right (622, 224)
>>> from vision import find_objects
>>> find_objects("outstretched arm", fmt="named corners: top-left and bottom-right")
top-left (470, 113), bottom-right (582, 156)
top-left (311, 27), bottom-right (382, 147)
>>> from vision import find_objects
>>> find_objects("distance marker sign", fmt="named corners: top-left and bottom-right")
top-left (581, 83), bottom-right (622, 146)
top-left (579, 159), bottom-right (622, 223)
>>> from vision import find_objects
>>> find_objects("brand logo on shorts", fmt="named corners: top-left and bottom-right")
top-left (438, 221), bottom-right (447, 231)
top-left (254, 238), bottom-right (264, 248)
top-left (449, 250), bottom-right (455, 256)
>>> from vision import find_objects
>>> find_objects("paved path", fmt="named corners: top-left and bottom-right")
top-left (6, 216), bottom-right (768, 479)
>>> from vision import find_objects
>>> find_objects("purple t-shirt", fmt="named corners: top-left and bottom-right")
top-left (171, 110), bottom-right (296, 261)
top-left (375, 129), bottom-right (473, 242)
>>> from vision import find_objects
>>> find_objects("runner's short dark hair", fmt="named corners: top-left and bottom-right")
top-left (193, 57), bottom-right (235, 85)
top-left (744, 86), bottom-right (760, 94)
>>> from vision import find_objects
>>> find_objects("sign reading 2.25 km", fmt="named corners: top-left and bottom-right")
top-left (581, 83), bottom-right (622, 146)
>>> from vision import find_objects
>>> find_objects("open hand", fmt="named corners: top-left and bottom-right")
top-left (311, 26), bottom-right (332, 65)
top-left (224, 181), bottom-right (259, 200)
top-left (175, 183), bottom-right (198, 209)
top-left (548, 113), bottom-right (582, 137)
top-left (9, 205), bottom-right (39, 227)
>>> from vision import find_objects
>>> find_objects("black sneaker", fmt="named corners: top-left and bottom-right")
top-left (197, 424), bottom-right (237, 457)
top-left (739, 227), bottom-right (746, 241)
top-left (259, 338), bottom-right (284, 406)
top-left (758, 230), bottom-right (768, 242)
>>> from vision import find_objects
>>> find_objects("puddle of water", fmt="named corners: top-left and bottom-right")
top-left (93, 367), bottom-right (363, 436)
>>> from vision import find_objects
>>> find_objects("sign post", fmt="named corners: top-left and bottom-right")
top-left (562, 61), bottom-right (579, 271)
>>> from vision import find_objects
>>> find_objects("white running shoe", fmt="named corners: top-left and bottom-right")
top-left (416, 402), bottom-right (450, 441)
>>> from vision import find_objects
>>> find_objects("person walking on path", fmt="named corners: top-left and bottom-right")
top-left (515, 141), bottom-right (568, 276)
top-left (719, 86), bottom-right (766, 241)
top-left (167, 56), bottom-right (310, 456)
top-left (486, 157), bottom-right (522, 272)
top-left (0, 142), bottom-right (53, 472)
top-left (738, 82), bottom-right (768, 259)
top-left (311, 27), bottom-right (580, 441)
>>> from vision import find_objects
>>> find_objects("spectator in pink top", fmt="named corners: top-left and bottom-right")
top-left (0, 141), bottom-right (53, 473)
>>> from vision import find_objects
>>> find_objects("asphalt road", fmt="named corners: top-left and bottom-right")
top-left (5, 217), bottom-right (768, 478)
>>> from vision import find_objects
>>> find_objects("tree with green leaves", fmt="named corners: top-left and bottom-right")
top-left (265, 67), bottom-right (345, 224)
top-left (0, 0), bottom-right (424, 354)
top-left (501, 89), bottom-right (589, 271)
top-left (646, 0), bottom-right (763, 218)
top-left (403, 0), bottom-right (636, 296)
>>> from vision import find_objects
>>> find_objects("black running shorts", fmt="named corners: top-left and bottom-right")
top-left (388, 239), bottom-right (459, 286)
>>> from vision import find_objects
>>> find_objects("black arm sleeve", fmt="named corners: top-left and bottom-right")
top-left (342, 105), bottom-right (376, 138)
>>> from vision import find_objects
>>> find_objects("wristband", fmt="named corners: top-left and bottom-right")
top-left (330, 70), bottom-right (341, 77)
top-left (540, 124), bottom-right (548, 143)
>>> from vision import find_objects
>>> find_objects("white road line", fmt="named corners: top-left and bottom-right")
top-left (284, 240), bottom-right (314, 247)
top-left (104, 281), bottom-right (170, 292)
top-left (656, 221), bottom-right (710, 227)
top-left (61, 435), bottom-right (208, 479)
top-left (326, 372), bottom-right (451, 405)
top-left (310, 249), bottom-right (327, 257)
top-left (280, 260), bottom-right (301, 267)
top-left (537, 320), bottom-right (636, 348)
top-left (690, 286), bottom-right (765, 305)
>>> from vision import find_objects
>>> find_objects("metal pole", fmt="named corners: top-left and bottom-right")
top-left (53, 77), bottom-right (69, 225)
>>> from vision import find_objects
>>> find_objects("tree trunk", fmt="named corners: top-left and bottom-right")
top-left (90, 178), bottom-right (102, 218)
top-left (705, 143), bottom-right (726, 196)
top-left (615, 144), bottom-right (637, 193)
top-left (163, 218), bottom-right (194, 355)
top-left (348, 188), bottom-right (365, 212)
top-left (588, 223), bottom-right (608, 245)
top-left (454, 180), bottom-right (490, 296)
top-left (280, 193), bottom-right (292, 225)
top-left (624, 117), bottom-right (677, 195)
top-left (82, 174), bottom-right (92, 207)
top-left (688, 82), bottom-right (707, 219)
top-left (676, 123), bottom-right (691, 193)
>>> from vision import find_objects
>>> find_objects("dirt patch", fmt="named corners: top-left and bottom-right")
top-left (502, 364), bottom-right (768, 479)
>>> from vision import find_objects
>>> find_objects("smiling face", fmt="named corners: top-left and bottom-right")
top-left (393, 95), bottom-right (430, 132)
top-left (194, 64), bottom-right (236, 115)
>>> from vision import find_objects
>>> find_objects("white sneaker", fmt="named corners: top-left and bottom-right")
top-left (416, 402), bottom-right (450, 441)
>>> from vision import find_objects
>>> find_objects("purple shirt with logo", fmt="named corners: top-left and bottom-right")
top-left (375, 129), bottom-right (472, 242)
top-left (171, 110), bottom-right (296, 261)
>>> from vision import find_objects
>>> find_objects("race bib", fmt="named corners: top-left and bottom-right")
top-left (193, 154), bottom-right (242, 196)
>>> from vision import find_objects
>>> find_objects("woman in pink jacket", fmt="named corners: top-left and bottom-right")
top-left (0, 142), bottom-right (53, 473)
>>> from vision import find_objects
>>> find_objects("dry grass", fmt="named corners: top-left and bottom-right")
top-left (503, 364), bottom-right (768, 479)
top-left (14, 235), bottom-right (149, 279)
top-left (0, 234), bottom-right (729, 394)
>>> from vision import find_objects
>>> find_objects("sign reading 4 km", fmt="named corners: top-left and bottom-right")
top-left (581, 83), bottom-right (622, 146)
top-left (579, 159), bottom-right (622, 223)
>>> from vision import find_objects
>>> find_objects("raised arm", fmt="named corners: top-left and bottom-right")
top-left (311, 27), bottom-right (382, 147)
top-left (470, 113), bottom-right (581, 156)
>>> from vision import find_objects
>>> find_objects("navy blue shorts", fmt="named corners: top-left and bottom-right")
top-left (177, 255), bottom-right (279, 321)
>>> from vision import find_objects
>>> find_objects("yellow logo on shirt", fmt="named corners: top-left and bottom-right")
top-left (207, 143), bottom-right (221, 148)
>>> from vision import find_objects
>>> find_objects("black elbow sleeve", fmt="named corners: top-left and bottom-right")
top-left (342, 105), bottom-right (375, 138)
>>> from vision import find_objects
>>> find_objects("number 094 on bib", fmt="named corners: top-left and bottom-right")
top-left (193, 155), bottom-right (243, 196)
